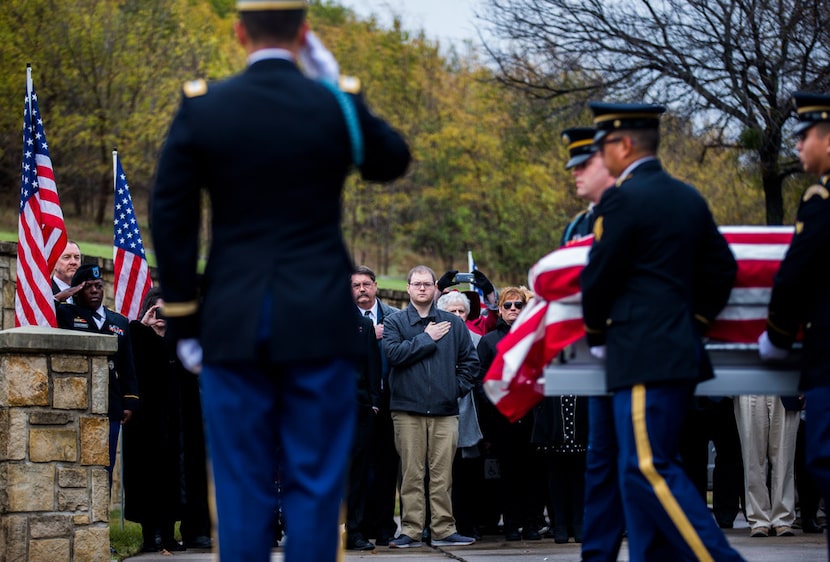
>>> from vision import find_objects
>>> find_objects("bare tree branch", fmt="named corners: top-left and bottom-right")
top-left (478, 0), bottom-right (830, 223)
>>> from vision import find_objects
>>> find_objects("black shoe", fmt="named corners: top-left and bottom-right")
top-left (523, 528), bottom-right (542, 540)
top-left (141, 542), bottom-right (160, 553)
top-left (347, 537), bottom-right (376, 551)
top-left (161, 540), bottom-right (186, 552)
top-left (505, 530), bottom-right (522, 541)
top-left (184, 535), bottom-right (213, 549)
top-left (554, 527), bottom-right (569, 544)
top-left (375, 536), bottom-right (392, 546)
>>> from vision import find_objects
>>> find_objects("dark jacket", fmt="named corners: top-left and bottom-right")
top-left (767, 175), bottom-right (830, 391)
top-left (560, 208), bottom-right (594, 246)
top-left (383, 303), bottom-right (478, 416)
top-left (151, 58), bottom-right (411, 364)
top-left (122, 321), bottom-right (184, 523)
top-left (356, 313), bottom-right (382, 410)
top-left (375, 299), bottom-right (400, 393)
top-left (580, 159), bottom-right (737, 391)
top-left (56, 304), bottom-right (140, 420)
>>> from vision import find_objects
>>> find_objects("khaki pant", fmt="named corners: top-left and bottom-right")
top-left (391, 412), bottom-right (459, 540)
top-left (734, 395), bottom-right (800, 529)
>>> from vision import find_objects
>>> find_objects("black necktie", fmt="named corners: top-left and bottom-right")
top-left (364, 310), bottom-right (372, 318)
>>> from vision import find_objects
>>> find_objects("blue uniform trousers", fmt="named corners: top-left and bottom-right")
top-left (805, 386), bottom-right (830, 559)
top-left (200, 358), bottom-right (356, 562)
top-left (581, 396), bottom-right (625, 561)
top-left (614, 383), bottom-right (744, 562)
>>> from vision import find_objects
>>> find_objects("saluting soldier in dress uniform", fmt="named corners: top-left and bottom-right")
top-left (55, 264), bottom-right (139, 487)
top-left (580, 102), bottom-right (743, 561)
top-left (759, 91), bottom-right (830, 557)
top-left (150, 1), bottom-right (411, 561)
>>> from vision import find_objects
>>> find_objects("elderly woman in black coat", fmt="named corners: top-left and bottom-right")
top-left (122, 287), bottom-right (212, 552)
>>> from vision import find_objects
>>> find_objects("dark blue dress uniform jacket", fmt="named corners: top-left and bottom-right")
top-left (767, 175), bottom-right (830, 391)
top-left (580, 159), bottom-right (737, 391)
top-left (151, 58), bottom-right (411, 365)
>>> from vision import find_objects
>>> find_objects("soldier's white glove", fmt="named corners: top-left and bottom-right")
top-left (177, 338), bottom-right (203, 374)
top-left (589, 345), bottom-right (606, 361)
top-left (758, 331), bottom-right (788, 361)
top-left (298, 31), bottom-right (339, 83)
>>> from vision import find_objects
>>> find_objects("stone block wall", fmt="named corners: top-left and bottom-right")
top-left (0, 327), bottom-right (117, 562)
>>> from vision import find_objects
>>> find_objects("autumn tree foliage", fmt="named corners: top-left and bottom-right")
top-left (0, 0), bottom-right (769, 285)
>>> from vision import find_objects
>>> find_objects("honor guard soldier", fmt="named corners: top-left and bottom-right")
top-left (150, 1), bottom-right (411, 561)
top-left (760, 91), bottom-right (830, 556)
top-left (560, 127), bottom-right (609, 244)
top-left (556, 127), bottom-right (626, 558)
top-left (580, 102), bottom-right (743, 561)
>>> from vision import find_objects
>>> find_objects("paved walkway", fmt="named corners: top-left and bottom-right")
top-left (128, 521), bottom-right (828, 562)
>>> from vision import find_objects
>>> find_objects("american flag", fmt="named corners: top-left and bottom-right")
top-left (483, 226), bottom-right (794, 422)
top-left (15, 65), bottom-right (67, 327)
top-left (113, 150), bottom-right (152, 320)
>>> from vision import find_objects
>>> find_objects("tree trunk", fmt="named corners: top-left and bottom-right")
top-left (96, 172), bottom-right (109, 226)
top-left (759, 133), bottom-right (784, 226)
top-left (761, 170), bottom-right (784, 226)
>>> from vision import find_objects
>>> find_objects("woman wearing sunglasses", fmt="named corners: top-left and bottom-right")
top-left (476, 287), bottom-right (547, 542)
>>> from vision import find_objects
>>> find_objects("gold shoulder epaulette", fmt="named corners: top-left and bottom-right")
top-left (183, 79), bottom-right (208, 98)
top-left (339, 75), bottom-right (361, 94)
top-left (161, 300), bottom-right (200, 317)
top-left (593, 216), bottom-right (604, 242)
top-left (615, 174), bottom-right (633, 187)
top-left (803, 184), bottom-right (830, 202)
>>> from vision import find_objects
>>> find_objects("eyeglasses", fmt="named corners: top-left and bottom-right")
top-left (502, 301), bottom-right (525, 310)
top-left (409, 282), bottom-right (435, 289)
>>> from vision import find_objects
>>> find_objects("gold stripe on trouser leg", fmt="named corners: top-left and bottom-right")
top-left (206, 459), bottom-right (219, 561)
top-left (631, 384), bottom-right (713, 562)
top-left (338, 503), bottom-right (346, 562)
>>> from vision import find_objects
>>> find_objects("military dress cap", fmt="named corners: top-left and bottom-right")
top-left (71, 264), bottom-right (102, 287)
top-left (236, 0), bottom-right (308, 10)
top-left (792, 91), bottom-right (830, 135)
top-left (562, 127), bottom-right (598, 169)
top-left (589, 101), bottom-right (666, 141)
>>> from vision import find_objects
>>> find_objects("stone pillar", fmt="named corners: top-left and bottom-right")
top-left (0, 326), bottom-right (116, 562)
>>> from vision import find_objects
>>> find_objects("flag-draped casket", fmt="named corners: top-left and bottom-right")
top-left (483, 226), bottom-right (798, 422)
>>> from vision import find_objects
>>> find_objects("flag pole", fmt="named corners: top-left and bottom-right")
top-left (112, 147), bottom-right (127, 530)
top-left (467, 250), bottom-right (475, 291)
top-left (26, 63), bottom-right (33, 120)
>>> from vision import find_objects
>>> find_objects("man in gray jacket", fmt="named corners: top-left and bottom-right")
top-left (383, 265), bottom-right (479, 548)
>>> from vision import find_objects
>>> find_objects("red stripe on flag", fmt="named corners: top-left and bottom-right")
top-left (483, 226), bottom-right (795, 422)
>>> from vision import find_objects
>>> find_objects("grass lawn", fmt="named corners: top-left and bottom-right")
top-left (110, 511), bottom-right (186, 560)
top-left (109, 511), bottom-right (143, 560)
top-left (378, 276), bottom-right (407, 292)
top-left (0, 230), bottom-right (161, 267)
